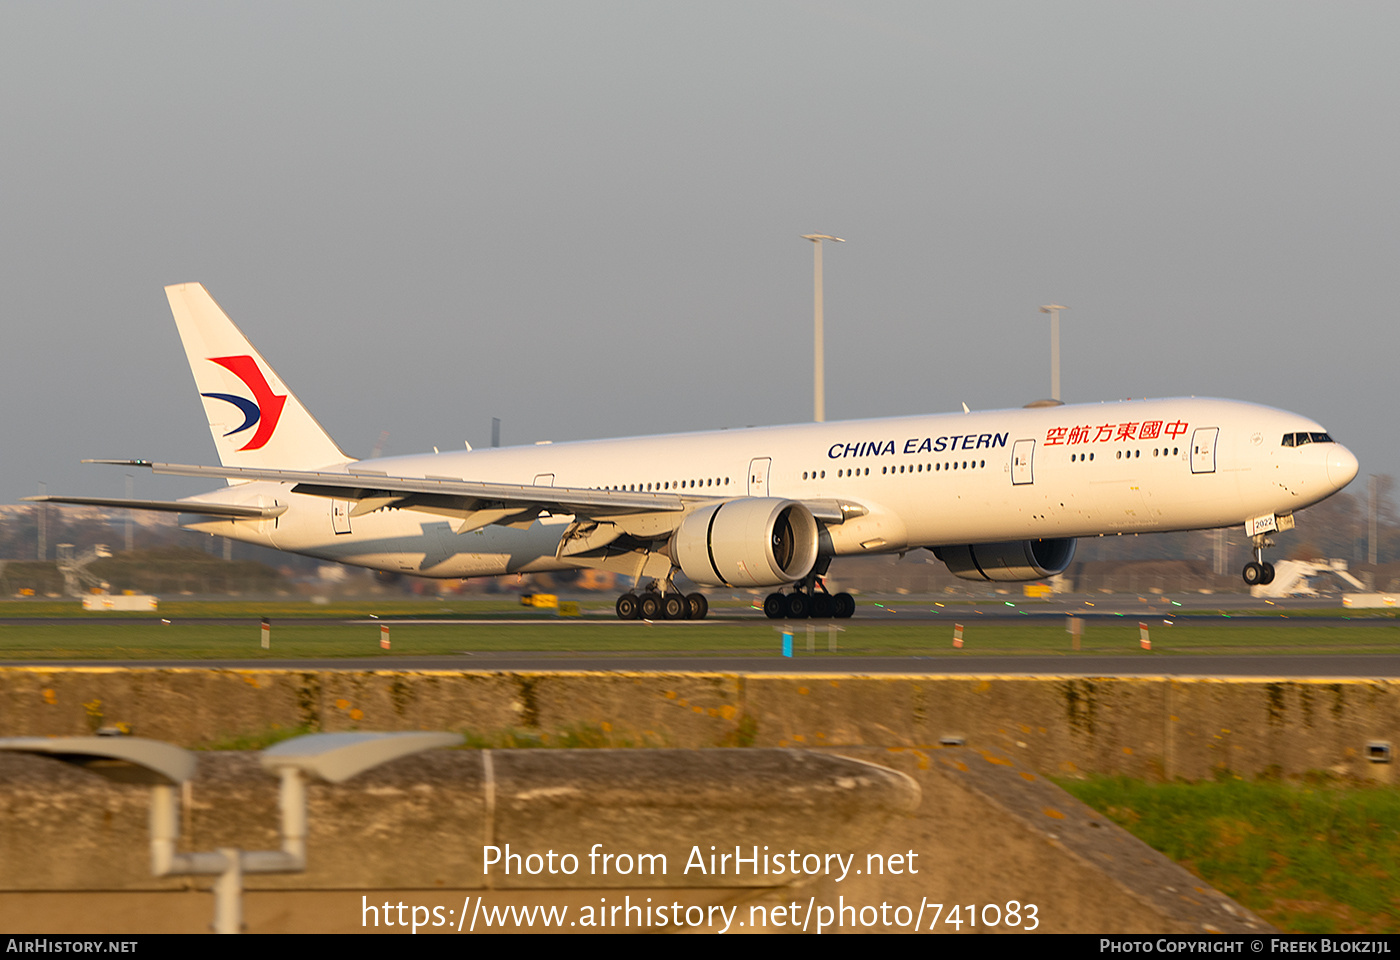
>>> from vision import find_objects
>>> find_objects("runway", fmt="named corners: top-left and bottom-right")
top-left (1, 595), bottom-right (1394, 676)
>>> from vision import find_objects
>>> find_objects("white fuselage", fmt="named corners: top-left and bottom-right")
top-left (179, 396), bottom-right (1358, 579)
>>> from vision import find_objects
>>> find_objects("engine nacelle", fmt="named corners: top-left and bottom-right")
top-left (672, 498), bottom-right (819, 587)
top-left (934, 538), bottom-right (1077, 582)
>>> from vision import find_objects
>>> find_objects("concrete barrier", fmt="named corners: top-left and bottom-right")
top-left (0, 745), bottom-right (1269, 934)
top-left (0, 667), bottom-right (1395, 781)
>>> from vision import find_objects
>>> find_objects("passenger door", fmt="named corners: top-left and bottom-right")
top-left (1012, 439), bottom-right (1035, 485)
top-left (1191, 428), bottom-right (1218, 474)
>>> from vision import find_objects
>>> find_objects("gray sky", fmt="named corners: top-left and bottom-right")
top-left (2, 2), bottom-right (1396, 508)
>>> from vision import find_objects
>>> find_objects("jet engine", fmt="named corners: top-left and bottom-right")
top-left (933, 538), bottom-right (1076, 582)
top-left (671, 498), bottom-right (819, 587)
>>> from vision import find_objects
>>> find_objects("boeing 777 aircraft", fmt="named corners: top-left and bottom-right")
top-left (32, 283), bottom-right (1359, 620)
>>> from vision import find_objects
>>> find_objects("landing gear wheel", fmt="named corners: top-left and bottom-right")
top-left (1242, 562), bottom-right (1264, 586)
top-left (763, 593), bottom-right (786, 619)
top-left (1260, 562), bottom-right (1276, 585)
top-left (785, 592), bottom-right (810, 619)
top-left (810, 592), bottom-right (835, 618)
top-left (686, 592), bottom-right (709, 620)
top-left (661, 593), bottom-right (687, 620)
top-left (638, 591), bottom-right (662, 619)
top-left (616, 593), bottom-right (640, 620)
top-left (832, 592), bottom-right (856, 619)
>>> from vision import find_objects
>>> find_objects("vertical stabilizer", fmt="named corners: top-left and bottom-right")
top-left (165, 283), bottom-right (352, 473)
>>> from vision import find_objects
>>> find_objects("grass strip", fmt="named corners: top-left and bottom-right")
top-left (0, 616), bottom-right (1396, 659)
top-left (1057, 774), bottom-right (1400, 934)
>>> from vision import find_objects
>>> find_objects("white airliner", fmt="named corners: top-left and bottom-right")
top-left (32, 283), bottom-right (1359, 620)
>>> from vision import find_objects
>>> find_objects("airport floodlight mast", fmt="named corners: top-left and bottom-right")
top-left (1039, 304), bottom-right (1068, 401)
top-left (803, 234), bottom-right (844, 422)
top-left (1370, 475), bottom-right (1379, 565)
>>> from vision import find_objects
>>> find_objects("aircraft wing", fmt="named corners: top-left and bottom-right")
top-left (89, 460), bottom-right (687, 524)
top-left (79, 461), bottom-right (866, 535)
top-left (23, 495), bottom-right (288, 519)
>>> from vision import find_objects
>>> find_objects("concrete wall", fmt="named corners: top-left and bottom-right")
top-left (0, 667), bottom-right (1394, 781)
top-left (0, 746), bottom-right (1271, 934)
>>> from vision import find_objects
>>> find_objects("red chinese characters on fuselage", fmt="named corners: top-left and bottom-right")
top-left (1043, 420), bottom-right (1187, 446)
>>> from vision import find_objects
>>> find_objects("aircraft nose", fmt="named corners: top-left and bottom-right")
top-left (1327, 444), bottom-right (1359, 490)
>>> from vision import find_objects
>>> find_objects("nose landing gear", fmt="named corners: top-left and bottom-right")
top-left (1242, 534), bottom-right (1276, 586)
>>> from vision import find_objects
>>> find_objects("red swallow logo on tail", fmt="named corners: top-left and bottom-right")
top-left (200, 355), bottom-right (287, 451)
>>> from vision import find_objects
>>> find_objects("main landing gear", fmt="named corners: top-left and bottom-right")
top-left (763, 579), bottom-right (855, 620)
top-left (1242, 534), bottom-right (1276, 586)
top-left (615, 581), bottom-right (709, 620)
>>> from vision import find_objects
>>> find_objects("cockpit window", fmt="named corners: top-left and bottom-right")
top-left (1281, 432), bottom-right (1334, 447)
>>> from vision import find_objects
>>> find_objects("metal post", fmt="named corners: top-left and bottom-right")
top-left (1039, 305), bottom-right (1067, 401)
top-left (36, 483), bottom-right (46, 562)
top-left (1369, 475), bottom-right (1379, 565)
top-left (803, 235), bottom-right (844, 422)
top-left (814, 240), bottom-right (822, 422)
top-left (213, 848), bottom-right (242, 934)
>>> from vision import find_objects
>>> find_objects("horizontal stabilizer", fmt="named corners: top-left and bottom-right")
top-left (23, 495), bottom-right (287, 520)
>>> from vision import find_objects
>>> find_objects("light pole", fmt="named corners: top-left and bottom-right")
top-left (36, 482), bottom-right (46, 562)
top-left (803, 234), bottom-right (844, 422)
top-left (1369, 475), bottom-right (1379, 566)
top-left (1039, 304), bottom-right (1068, 401)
